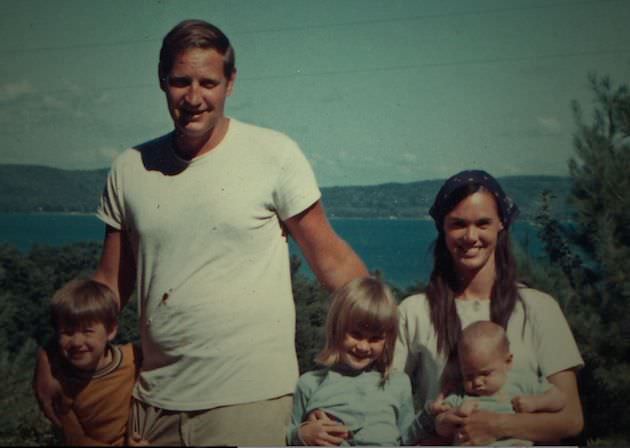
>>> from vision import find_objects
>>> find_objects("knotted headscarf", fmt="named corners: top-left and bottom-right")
top-left (429, 170), bottom-right (519, 230)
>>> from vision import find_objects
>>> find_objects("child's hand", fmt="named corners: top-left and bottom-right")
top-left (127, 432), bottom-right (150, 446)
top-left (299, 412), bottom-right (349, 446)
top-left (512, 395), bottom-right (536, 413)
top-left (428, 393), bottom-right (452, 415)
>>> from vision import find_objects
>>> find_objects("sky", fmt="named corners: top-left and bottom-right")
top-left (0, 0), bottom-right (628, 187)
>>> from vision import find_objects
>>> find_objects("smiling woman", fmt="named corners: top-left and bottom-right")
top-left (394, 170), bottom-right (584, 445)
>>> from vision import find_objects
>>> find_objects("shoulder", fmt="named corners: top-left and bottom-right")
top-left (109, 133), bottom-right (172, 172)
top-left (398, 293), bottom-right (432, 328)
top-left (228, 119), bottom-right (306, 162)
top-left (118, 343), bottom-right (137, 361)
top-left (387, 371), bottom-right (413, 390)
top-left (297, 368), bottom-right (329, 390)
top-left (518, 286), bottom-right (557, 303)
top-left (517, 287), bottom-right (564, 315)
top-left (230, 119), bottom-right (299, 148)
top-left (398, 292), bottom-right (430, 315)
top-left (112, 343), bottom-right (139, 374)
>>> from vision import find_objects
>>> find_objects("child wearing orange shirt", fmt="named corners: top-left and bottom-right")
top-left (48, 278), bottom-right (143, 446)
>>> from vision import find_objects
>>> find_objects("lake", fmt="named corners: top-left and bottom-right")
top-left (0, 213), bottom-right (543, 289)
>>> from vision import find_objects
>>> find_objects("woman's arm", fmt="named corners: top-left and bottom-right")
top-left (455, 369), bottom-right (583, 445)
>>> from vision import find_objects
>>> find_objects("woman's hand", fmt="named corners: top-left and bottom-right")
top-left (299, 411), bottom-right (349, 446)
top-left (454, 410), bottom-right (506, 446)
top-left (434, 408), bottom-right (464, 438)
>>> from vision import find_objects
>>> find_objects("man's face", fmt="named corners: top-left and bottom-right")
top-left (161, 47), bottom-right (235, 147)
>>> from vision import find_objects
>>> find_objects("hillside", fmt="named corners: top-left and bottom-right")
top-left (0, 164), bottom-right (571, 219)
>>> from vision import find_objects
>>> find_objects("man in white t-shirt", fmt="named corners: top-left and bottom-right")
top-left (35, 19), bottom-right (367, 446)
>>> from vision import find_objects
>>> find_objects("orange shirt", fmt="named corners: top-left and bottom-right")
top-left (57, 343), bottom-right (140, 446)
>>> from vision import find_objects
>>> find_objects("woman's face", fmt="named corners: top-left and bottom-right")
top-left (443, 190), bottom-right (504, 276)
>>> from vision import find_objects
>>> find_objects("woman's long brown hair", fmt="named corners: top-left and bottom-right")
top-left (426, 183), bottom-right (523, 360)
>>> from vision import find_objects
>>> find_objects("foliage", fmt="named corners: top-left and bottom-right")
top-left (0, 291), bottom-right (61, 446)
top-left (292, 262), bottom-right (329, 373)
top-left (534, 74), bottom-right (630, 445)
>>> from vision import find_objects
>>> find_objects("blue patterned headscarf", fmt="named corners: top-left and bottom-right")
top-left (429, 170), bottom-right (519, 230)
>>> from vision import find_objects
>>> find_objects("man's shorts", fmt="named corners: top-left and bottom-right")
top-left (129, 394), bottom-right (293, 446)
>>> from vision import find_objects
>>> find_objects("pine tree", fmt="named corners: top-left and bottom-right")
top-left (536, 74), bottom-right (630, 443)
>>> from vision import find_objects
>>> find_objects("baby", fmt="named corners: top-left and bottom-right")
top-left (415, 320), bottom-right (566, 446)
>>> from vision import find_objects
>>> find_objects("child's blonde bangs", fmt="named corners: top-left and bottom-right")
top-left (315, 276), bottom-right (399, 379)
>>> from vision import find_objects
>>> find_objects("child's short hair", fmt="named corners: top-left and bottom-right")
top-left (50, 278), bottom-right (118, 332)
top-left (316, 276), bottom-right (398, 379)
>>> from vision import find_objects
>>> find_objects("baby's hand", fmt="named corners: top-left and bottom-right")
top-left (512, 395), bottom-right (536, 413)
top-left (457, 399), bottom-right (479, 416)
top-left (429, 394), bottom-right (452, 415)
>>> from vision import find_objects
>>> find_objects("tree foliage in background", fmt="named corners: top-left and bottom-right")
top-left (534, 74), bottom-right (630, 444)
top-left (0, 242), bottom-right (139, 445)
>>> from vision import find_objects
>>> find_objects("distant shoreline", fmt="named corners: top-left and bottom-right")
top-left (0, 211), bottom-right (549, 224)
top-left (0, 211), bottom-right (97, 217)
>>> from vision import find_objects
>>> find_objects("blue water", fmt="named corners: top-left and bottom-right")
top-left (0, 213), bottom-right (542, 289)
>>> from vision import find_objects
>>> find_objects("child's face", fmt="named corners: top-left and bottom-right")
top-left (340, 327), bottom-right (386, 371)
top-left (58, 321), bottom-right (117, 371)
top-left (459, 347), bottom-right (512, 396)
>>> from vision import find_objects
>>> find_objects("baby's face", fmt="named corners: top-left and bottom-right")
top-left (459, 348), bottom-right (512, 396)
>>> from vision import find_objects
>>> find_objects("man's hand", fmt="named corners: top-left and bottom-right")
top-left (33, 347), bottom-right (62, 426)
top-left (299, 410), bottom-right (349, 446)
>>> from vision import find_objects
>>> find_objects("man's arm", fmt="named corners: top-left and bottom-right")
top-left (93, 225), bottom-right (136, 310)
top-left (284, 201), bottom-right (368, 291)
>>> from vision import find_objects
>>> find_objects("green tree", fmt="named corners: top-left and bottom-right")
top-left (536, 74), bottom-right (630, 444)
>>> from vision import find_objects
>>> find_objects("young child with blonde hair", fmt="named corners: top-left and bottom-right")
top-left (47, 278), bottom-right (142, 446)
top-left (287, 276), bottom-right (415, 446)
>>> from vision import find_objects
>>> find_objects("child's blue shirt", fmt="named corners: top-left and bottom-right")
top-left (288, 366), bottom-right (415, 446)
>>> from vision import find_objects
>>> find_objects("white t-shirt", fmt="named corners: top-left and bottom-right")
top-left (97, 119), bottom-right (321, 411)
top-left (393, 287), bottom-right (584, 408)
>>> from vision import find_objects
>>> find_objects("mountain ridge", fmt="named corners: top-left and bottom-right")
top-left (0, 164), bottom-right (571, 219)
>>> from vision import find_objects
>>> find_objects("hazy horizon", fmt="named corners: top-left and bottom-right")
top-left (1, 0), bottom-right (628, 186)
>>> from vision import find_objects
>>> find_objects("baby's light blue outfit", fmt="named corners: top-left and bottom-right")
top-left (287, 366), bottom-right (415, 446)
top-left (408, 369), bottom-right (552, 446)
